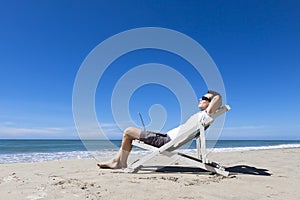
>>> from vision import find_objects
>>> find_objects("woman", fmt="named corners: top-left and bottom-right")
top-left (97, 90), bottom-right (222, 169)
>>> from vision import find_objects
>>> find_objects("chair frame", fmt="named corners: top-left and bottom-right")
top-left (124, 105), bottom-right (231, 176)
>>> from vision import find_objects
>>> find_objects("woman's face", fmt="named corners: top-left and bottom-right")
top-left (198, 93), bottom-right (213, 110)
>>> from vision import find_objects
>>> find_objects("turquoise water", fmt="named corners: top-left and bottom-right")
top-left (0, 140), bottom-right (300, 163)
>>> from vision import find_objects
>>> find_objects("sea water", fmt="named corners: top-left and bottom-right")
top-left (0, 139), bottom-right (300, 163)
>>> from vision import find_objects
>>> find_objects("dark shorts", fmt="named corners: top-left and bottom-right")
top-left (139, 131), bottom-right (171, 148)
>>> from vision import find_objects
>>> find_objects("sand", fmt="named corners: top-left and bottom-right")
top-left (0, 148), bottom-right (299, 200)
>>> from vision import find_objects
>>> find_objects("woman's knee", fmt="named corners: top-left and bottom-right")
top-left (124, 127), bottom-right (140, 138)
top-left (124, 127), bottom-right (135, 136)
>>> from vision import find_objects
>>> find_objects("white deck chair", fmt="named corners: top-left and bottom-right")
top-left (124, 105), bottom-right (231, 176)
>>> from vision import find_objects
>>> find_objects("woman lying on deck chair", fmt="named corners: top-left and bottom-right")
top-left (97, 90), bottom-right (222, 169)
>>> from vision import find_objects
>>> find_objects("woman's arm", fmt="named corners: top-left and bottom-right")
top-left (205, 90), bottom-right (222, 114)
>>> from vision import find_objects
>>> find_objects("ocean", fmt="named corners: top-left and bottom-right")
top-left (0, 139), bottom-right (300, 164)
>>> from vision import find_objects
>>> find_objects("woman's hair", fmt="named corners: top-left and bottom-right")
top-left (206, 91), bottom-right (222, 114)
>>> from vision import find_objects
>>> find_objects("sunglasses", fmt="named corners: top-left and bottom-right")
top-left (200, 96), bottom-right (211, 102)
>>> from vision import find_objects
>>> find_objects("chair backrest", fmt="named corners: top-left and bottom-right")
top-left (209, 105), bottom-right (231, 119)
top-left (202, 105), bottom-right (231, 128)
top-left (163, 105), bottom-right (231, 152)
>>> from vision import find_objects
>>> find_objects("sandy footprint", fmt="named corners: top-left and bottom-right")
top-left (26, 192), bottom-right (47, 200)
top-left (2, 172), bottom-right (20, 182)
top-left (26, 184), bottom-right (47, 200)
top-left (47, 175), bottom-right (101, 199)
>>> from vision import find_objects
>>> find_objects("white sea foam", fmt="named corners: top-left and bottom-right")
top-left (210, 143), bottom-right (300, 152)
top-left (178, 143), bottom-right (300, 154)
top-left (0, 143), bottom-right (299, 164)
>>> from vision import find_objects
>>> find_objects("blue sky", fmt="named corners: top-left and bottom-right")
top-left (0, 0), bottom-right (299, 140)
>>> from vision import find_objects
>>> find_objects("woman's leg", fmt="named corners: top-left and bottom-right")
top-left (97, 127), bottom-right (141, 169)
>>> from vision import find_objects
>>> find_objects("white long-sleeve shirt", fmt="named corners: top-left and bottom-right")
top-left (166, 111), bottom-right (211, 140)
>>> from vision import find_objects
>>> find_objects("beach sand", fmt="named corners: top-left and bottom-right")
top-left (0, 148), bottom-right (299, 200)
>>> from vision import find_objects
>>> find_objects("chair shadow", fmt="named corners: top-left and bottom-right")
top-left (140, 165), bottom-right (271, 176)
top-left (141, 166), bottom-right (211, 174)
top-left (225, 165), bottom-right (271, 176)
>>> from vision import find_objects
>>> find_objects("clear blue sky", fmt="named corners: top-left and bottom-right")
top-left (0, 0), bottom-right (299, 140)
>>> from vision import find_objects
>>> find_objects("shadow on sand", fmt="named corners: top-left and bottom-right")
top-left (139, 165), bottom-right (271, 176)
top-left (225, 165), bottom-right (271, 176)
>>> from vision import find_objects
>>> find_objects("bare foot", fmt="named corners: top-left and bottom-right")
top-left (97, 160), bottom-right (122, 169)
